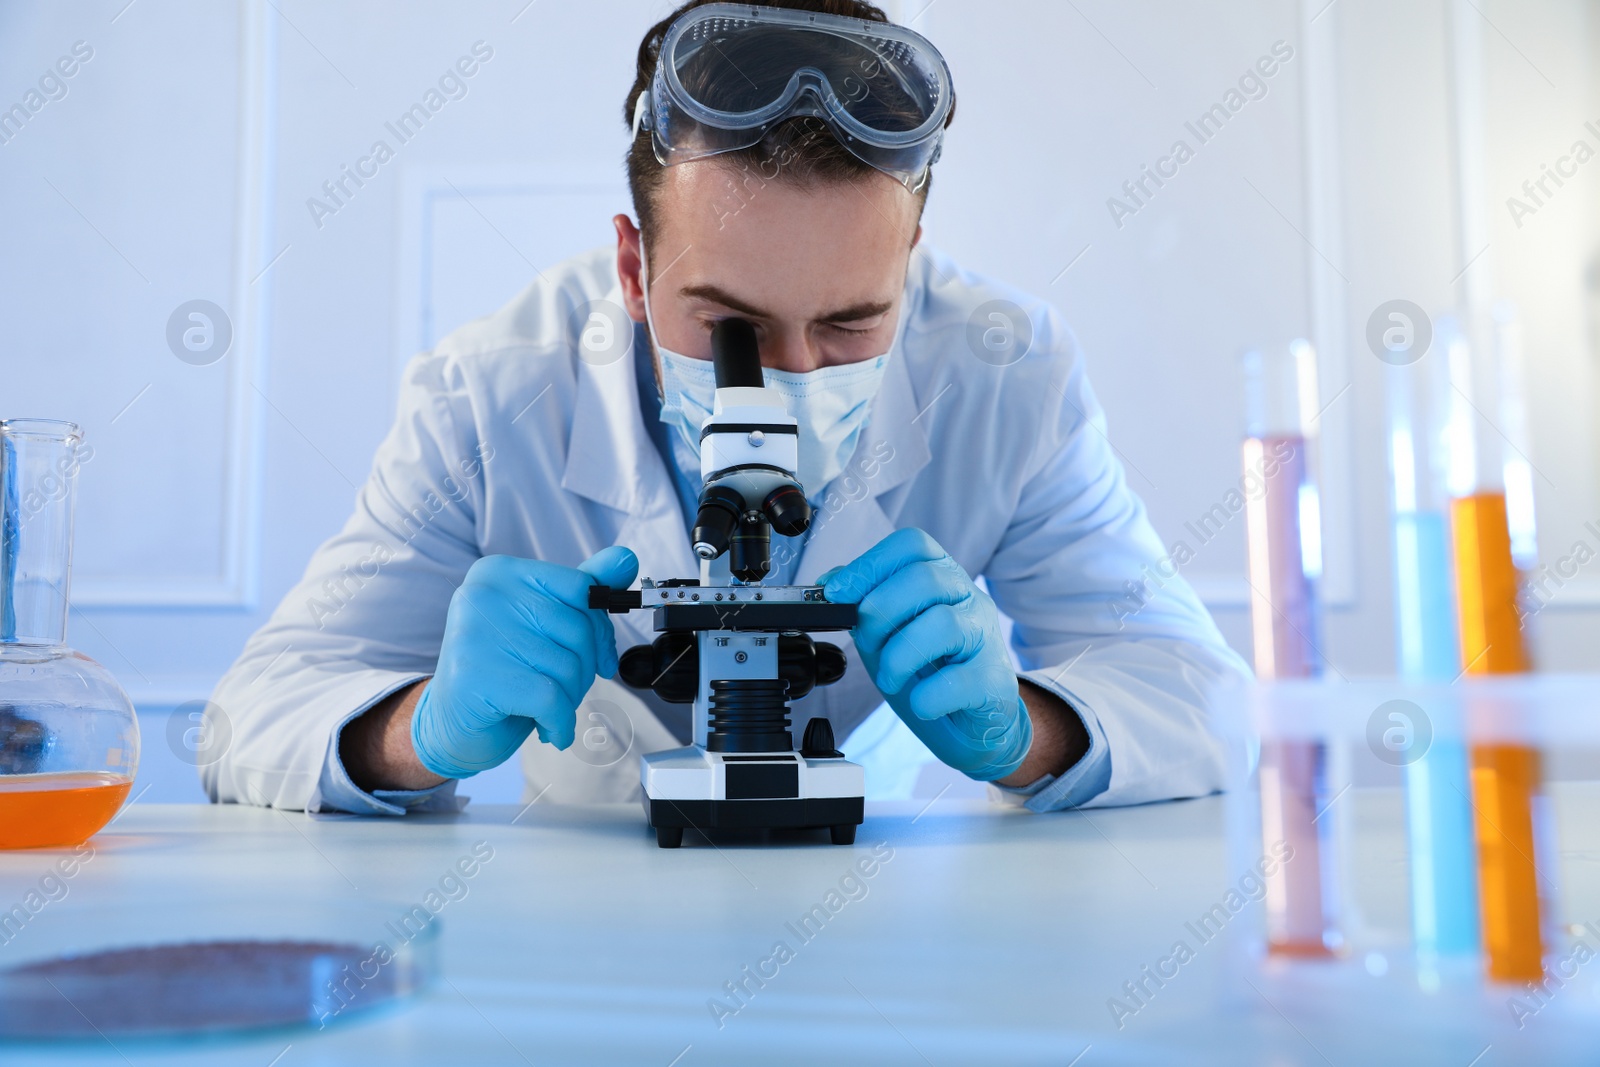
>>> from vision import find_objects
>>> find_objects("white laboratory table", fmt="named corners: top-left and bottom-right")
top-left (2, 788), bottom-right (1599, 1067)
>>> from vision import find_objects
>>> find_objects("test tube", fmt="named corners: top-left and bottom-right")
top-left (1242, 341), bottom-right (1339, 958)
top-left (1469, 741), bottom-right (1546, 982)
top-left (1446, 318), bottom-right (1548, 983)
top-left (1388, 320), bottom-right (1462, 680)
top-left (1385, 320), bottom-right (1479, 964)
top-left (1445, 323), bottom-right (1529, 676)
top-left (1491, 304), bottom-right (1539, 597)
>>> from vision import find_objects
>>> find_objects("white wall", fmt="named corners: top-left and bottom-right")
top-left (2, 0), bottom-right (1594, 802)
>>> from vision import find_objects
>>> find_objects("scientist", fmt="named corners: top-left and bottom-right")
top-left (205, 0), bottom-right (1250, 816)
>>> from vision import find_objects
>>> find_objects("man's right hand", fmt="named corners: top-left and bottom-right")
top-left (408, 547), bottom-right (639, 779)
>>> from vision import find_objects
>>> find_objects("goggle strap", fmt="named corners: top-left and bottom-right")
top-left (632, 89), bottom-right (652, 139)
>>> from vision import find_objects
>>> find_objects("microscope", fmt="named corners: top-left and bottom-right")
top-left (589, 319), bottom-right (866, 848)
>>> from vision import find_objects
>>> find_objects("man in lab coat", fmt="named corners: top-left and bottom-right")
top-left (204, 0), bottom-right (1250, 816)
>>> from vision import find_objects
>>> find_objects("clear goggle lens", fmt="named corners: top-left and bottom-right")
top-left (640, 4), bottom-right (953, 191)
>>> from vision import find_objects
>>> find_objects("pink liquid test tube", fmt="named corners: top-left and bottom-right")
top-left (1242, 342), bottom-right (1340, 958)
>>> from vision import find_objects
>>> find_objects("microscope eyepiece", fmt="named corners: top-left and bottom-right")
top-left (711, 318), bottom-right (764, 389)
top-left (692, 318), bottom-right (806, 579)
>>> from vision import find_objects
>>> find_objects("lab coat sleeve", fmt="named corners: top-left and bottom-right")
top-left (981, 327), bottom-right (1253, 810)
top-left (986, 688), bottom-right (1113, 812)
top-left (202, 350), bottom-right (490, 813)
top-left (313, 704), bottom-right (463, 817)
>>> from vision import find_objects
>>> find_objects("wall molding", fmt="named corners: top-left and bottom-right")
top-left (392, 164), bottom-right (628, 382)
top-left (1181, 3), bottom-right (1361, 616)
top-left (125, 675), bottom-right (226, 712)
top-left (73, 0), bottom-right (274, 611)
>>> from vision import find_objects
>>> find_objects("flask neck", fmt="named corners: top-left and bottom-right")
top-left (1, 420), bottom-right (83, 647)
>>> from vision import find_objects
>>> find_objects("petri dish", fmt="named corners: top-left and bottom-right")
top-left (0, 898), bottom-right (439, 1040)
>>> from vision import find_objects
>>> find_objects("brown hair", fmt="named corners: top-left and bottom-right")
top-left (624, 0), bottom-right (955, 252)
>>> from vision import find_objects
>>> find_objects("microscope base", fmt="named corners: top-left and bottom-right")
top-left (640, 746), bottom-right (866, 848)
top-left (644, 796), bottom-right (864, 848)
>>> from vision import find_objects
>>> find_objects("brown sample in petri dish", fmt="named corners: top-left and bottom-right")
top-left (0, 939), bottom-right (410, 1038)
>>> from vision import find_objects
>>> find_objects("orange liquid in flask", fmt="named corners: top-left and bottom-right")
top-left (0, 772), bottom-right (132, 849)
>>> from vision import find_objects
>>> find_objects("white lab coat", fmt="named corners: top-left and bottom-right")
top-left (203, 244), bottom-right (1251, 813)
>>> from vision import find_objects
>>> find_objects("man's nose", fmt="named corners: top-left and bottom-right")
top-left (761, 329), bottom-right (821, 374)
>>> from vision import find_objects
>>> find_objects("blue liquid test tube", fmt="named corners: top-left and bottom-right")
top-left (1385, 325), bottom-right (1479, 963)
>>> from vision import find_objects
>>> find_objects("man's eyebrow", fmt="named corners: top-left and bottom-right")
top-left (815, 300), bottom-right (894, 324)
top-left (679, 284), bottom-right (768, 320)
top-left (679, 284), bottom-right (894, 324)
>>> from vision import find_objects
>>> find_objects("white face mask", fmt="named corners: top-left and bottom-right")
top-left (639, 246), bottom-right (896, 496)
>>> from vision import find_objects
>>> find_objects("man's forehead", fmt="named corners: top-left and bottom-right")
top-left (651, 163), bottom-right (918, 315)
top-left (675, 279), bottom-right (897, 324)
top-left (669, 255), bottom-right (903, 317)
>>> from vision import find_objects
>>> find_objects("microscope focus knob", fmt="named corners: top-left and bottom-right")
top-left (814, 641), bottom-right (847, 687)
top-left (618, 633), bottom-right (699, 703)
top-left (617, 644), bottom-right (659, 691)
top-left (800, 717), bottom-right (844, 760)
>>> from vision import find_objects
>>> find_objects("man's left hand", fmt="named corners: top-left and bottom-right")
top-left (819, 528), bottom-right (1033, 782)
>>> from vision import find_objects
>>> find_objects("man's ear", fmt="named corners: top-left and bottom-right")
top-left (614, 213), bottom-right (646, 324)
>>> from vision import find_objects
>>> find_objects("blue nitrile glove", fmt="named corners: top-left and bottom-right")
top-left (819, 528), bottom-right (1032, 782)
top-left (410, 547), bottom-right (638, 779)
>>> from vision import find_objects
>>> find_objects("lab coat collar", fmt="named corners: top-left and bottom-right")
top-left (560, 276), bottom-right (700, 584)
top-left (848, 327), bottom-right (933, 499)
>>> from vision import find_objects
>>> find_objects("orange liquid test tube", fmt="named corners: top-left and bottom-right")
top-left (1468, 744), bottom-right (1544, 982)
top-left (1451, 491), bottom-right (1544, 983)
top-left (1452, 493), bottom-right (1529, 675)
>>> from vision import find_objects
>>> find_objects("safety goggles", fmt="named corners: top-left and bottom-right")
top-left (633, 3), bottom-right (953, 192)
